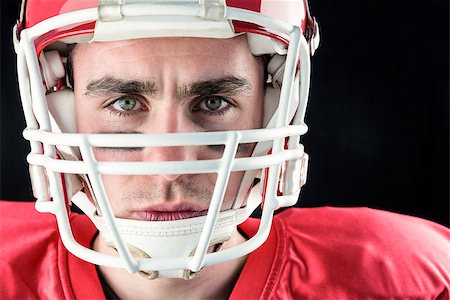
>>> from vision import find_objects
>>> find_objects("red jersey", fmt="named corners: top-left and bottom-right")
top-left (1, 201), bottom-right (449, 299)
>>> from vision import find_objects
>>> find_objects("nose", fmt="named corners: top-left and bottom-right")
top-left (141, 103), bottom-right (198, 182)
top-left (144, 146), bottom-right (193, 181)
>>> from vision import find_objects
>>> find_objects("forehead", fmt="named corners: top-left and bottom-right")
top-left (72, 36), bottom-right (259, 81)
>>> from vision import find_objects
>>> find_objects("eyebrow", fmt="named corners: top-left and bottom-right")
top-left (83, 75), bottom-right (251, 100)
top-left (84, 76), bottom-right (157, 97)
top-left (177, 76), bottom-right (251, 99)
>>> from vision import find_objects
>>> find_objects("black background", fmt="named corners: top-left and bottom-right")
top-left (1, 1), bottom-right (448, 226)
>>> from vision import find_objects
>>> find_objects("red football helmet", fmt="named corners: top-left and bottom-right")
top-left (14, 0), bottom-right (319, 279)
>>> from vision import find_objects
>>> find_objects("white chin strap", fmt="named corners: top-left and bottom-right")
top-left (72, 191), bottom-right (258, 280)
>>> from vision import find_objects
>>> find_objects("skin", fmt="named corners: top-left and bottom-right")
top-left (73, 36), bottom-right (265, 299)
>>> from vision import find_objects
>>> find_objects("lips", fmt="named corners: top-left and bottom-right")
top-left (131, 203), bottom-right (208, 221)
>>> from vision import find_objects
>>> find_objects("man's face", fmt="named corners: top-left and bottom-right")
top-left (73, 36), bottom-right (264, 221)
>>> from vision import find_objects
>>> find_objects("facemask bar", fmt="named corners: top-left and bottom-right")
top-left (22, 129), bottom-right (307, 273)
top-left (17, 3), bottom-right (310, 273)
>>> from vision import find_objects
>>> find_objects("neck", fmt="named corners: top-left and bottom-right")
top-left (93, 230), bottom-right (248, 299)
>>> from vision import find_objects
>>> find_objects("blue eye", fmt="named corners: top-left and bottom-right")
top-left (203, 96), bottom-right (224, 110)
top-left (197, 96), bottom-right (230, 113)
top-left (107, 96), bottom-right (147, 117)
top-left (112, 97), bottom-right (140, 112)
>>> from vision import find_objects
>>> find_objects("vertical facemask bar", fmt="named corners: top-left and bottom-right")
top-left (17, 43), bottom-right (51, 205)
top-left (274, 26), bottom-right (301, 147)
top-left (288, 35), bottom-right (311, 149)
top-left (264, 27), bottom-right (301, 211)
top-left (189, 131), bottom-right (240, 272)
top-left (21, 30), bottom-right (55, 157)
top-left (18, 31), bottom-right (59, 207)
top-left (276, 35), bottom-right (311, 208)
top-left (79, 138), bottom-right (138, 273)
top-left (17, 46), bottom-right (38, 141)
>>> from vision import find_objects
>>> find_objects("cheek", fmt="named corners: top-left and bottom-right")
top-left (222, 171), bottom-right (245, 209)
top-left (99, 174), bottom-right (137, 215)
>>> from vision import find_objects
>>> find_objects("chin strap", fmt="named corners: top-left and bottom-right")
top-left (93, 209), bottom-right (237, 279)
top-left (72, 190), bottom-right (260, 280)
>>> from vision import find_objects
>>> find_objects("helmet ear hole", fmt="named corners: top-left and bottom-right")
top-left (39, 50), bottom-right (65, 89)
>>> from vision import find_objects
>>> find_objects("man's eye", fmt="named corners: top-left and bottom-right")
top-left (106, 96), bottom-right (148, 117)
top-left (196, 96), bottom-right (231, 113)
top-left (111, 97), bottom-right (140, 112)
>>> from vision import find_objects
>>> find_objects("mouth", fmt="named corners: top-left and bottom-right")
top-left (131, 203), bottom-right (208, 221)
